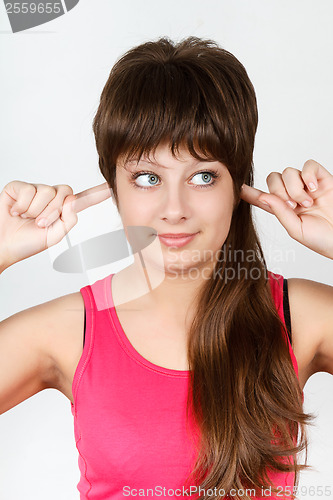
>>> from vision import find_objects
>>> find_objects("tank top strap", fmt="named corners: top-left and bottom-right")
top-left (267, 271), bottom-right (299, 379)
top-left (75, 271), bottom-right (300, 401)
top-left (71, 273), bottom-right (113, 411)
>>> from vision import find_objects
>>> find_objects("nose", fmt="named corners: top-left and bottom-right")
top-left (160, 184), bottom-right (192, 225)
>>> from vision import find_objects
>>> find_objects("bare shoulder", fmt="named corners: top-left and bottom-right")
top-left (0, 291), bottom-right (85, 414)
top-left (32, 291), bottom-right (85, 402)
top-left (287, 277), bottom-right (333, 385)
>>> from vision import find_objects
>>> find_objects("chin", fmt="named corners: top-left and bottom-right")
top-left (164, 259), bottom-right (207, 275)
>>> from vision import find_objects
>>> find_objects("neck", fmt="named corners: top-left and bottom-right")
top-left (112, 251), bottom-right (215, 324)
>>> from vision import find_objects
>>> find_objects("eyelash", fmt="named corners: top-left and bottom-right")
top-left (129, 169), bottom-right (220, 190)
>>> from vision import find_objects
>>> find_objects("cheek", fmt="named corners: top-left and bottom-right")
top-left (205, 199), bottom-right (234, 241)
top-left (201, 191), bottom-right (234, 220)
top-left (210, 214), bottom-right (232, 239)
top-left (120, 194), bottom-right (153, 223)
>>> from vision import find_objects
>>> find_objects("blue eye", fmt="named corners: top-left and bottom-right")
top-left (130, 169), bottom-right (219, 190)
top-left (192, 172), bottom-right (214, 186)
top-left (133, 173), bottom-right (160, 188)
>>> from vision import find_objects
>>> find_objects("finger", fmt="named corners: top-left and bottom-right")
top-left (280, 168), bottom-right (313, 208)
top-left (20, 184), bottom-right (57, 219)
top-left (34, 185), bottom-right (74, 227)
top-left (44, 195), bottom-right (78, 248)
top-left (256, 193), bottom-right (303, 241)
top-left (72, 182), bottom-right (112, 213)
top-left (240, 184), bottom-right (275, 213)
top-left (4, 181), bottom-right (37, 216)
top-left (301, 159), bottom-right (332, 192)
top-left (266, 171), bottom-right (298, 209)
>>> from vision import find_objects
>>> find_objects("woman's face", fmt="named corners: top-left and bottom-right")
top-left (115, 142), bottom-right (236, 278)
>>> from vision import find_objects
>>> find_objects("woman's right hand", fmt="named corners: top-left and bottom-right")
top-left (0, 181), bottom-right (111, 270)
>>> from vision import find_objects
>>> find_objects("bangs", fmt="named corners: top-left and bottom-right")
top-left (93, 36), bottom-right (258, 184)
top-left (112, 62), bottom-right (228, 166)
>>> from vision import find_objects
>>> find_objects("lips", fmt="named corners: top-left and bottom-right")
top-left (157, 232), bottom-right (198, 248)
top-left (158, 233), bottom-right (197, 238)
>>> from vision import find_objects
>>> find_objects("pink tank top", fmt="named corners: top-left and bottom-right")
top-left (70, 271), bottom-right (300, 499)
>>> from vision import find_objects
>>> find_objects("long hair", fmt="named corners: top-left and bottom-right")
top-left (92, 36), bottom-right (314, 499)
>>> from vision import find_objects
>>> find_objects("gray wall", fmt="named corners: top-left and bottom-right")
top-left (0, 1), bottom-right (332, 499)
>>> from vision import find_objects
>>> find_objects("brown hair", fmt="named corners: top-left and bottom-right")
top-left (93, 36), bottom-right (314, 499)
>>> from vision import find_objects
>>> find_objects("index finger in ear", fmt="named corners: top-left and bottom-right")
top-left (240, 184), bottom-right (275, 213)
top-left (72, 182), bottom-right (112, 213)
top-left (240, 184), bottom-right (269, 207)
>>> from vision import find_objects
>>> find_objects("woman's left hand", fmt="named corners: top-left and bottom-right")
top-left (240, 159), bottom-right (333, 259)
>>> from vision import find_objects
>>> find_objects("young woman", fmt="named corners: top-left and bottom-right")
top-left (0, 36), bottom-right (332, 500)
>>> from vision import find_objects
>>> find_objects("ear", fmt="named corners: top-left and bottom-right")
top-left (110, 186), bottom-right (120, 210)
top-left (110, 188), bottom-right (116, 206)
top-left (105, 181), bottom-right (116, 206)
top-left (233, 195), bottom-right (241, 211)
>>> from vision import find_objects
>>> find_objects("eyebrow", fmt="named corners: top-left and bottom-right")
top-left (140, 159), bottom-right (170, 169)
top-left (127, 158), bottom-right (205, 169)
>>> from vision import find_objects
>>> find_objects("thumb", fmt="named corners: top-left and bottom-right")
top-left (43, 194), bottom-right (78, 249)
top-left (258, 193), bottom-right (302, 239)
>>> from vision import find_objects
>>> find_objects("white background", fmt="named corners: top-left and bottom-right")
top-left (0, 0), bottom-right (332, 499)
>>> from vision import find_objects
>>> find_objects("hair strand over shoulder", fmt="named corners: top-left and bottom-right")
top-left (93, 35), bottom-right (315, 500)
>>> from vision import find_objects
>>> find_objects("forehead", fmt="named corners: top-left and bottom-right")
top-left (119, 143), bottom-right (222, 171)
